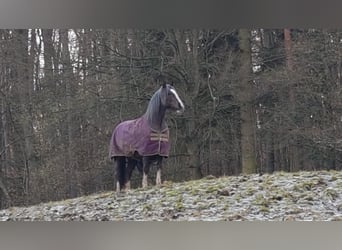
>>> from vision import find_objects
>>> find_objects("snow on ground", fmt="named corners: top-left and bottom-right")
top-left (1, 170), bottom-right (342, 221)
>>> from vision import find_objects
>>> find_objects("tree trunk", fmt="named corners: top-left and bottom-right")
top-left (238, 29), bottom-right (257, 174)
top-left (284, 28), bottom-right (300, 172)
top-left (14, 29), bottom-right (35, 204)
top-left (172, 29), bottom-right (204, 179)
top-left (61, 29), bottom-right (78, 198)
top-left (0, 72), bottom-right (12, 207)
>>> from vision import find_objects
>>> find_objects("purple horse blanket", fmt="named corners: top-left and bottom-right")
top-left (109, 116), bottom-right (170, 159)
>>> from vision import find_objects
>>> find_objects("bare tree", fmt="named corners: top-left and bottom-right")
top-left (238, 29), bottom-right (257, 174)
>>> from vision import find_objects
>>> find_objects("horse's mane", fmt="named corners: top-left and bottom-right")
top-left (144, 87), bottom-right (162, 126)
top-left (144, 86), bottom-right (169, 129)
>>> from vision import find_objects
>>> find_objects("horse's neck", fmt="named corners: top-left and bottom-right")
top-left (145, 106), bottom-right (167, 132)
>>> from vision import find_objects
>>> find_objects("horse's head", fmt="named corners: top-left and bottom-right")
top-left (160, 83), bottom-right (185, 113)
top-left (145, 83), bottom-right (185, 130)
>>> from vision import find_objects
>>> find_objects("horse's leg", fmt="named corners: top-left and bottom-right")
top-left (115, 156), bottom-right (126, 192)
top-left (125, 157), bottom-right (136, 190)
top-left (136, 159), bottom-right (143, 175)
top-left (142, 156), bottom-right (151, 188)
top-left (156, 156), bottom-right (163, 186)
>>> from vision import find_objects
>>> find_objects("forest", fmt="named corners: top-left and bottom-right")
top-left (1, 29), bottom-right (342, 209)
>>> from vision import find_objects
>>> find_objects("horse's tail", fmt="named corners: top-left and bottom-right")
top-left (109, 129), bottom-right (115, 159)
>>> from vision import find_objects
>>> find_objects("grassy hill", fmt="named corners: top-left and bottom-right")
top-left (1, 170), bottom-right (342, 221)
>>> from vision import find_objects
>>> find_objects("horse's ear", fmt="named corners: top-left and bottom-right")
top-left (160, 82), bottom-right (167, 105)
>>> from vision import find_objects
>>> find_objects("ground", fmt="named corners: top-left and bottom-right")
top-left (1, 170), bottom-right (342, 221)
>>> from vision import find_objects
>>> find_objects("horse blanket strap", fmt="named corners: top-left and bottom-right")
top-left (109, 116), bottom-right (170, 158)
top-left (150, 132), bottom-right (169, 142)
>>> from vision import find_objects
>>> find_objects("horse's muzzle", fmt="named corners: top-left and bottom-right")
top-left (176, 105), bottom-right (185, 114)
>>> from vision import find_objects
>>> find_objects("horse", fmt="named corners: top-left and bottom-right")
top-left (109, 83), bottom-right (185, 192)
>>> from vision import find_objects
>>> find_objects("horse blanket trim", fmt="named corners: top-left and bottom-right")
top-left (109, 116), bottom-right (170, 158)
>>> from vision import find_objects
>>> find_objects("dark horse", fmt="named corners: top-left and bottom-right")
top-left (109, 83), bottom-right (185, 192)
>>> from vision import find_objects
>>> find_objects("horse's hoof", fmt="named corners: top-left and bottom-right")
top-left (114, 191), bottom-right (126, 200)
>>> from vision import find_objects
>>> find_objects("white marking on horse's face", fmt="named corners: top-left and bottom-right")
top-left (170, 88), bottom-right (185, 112)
